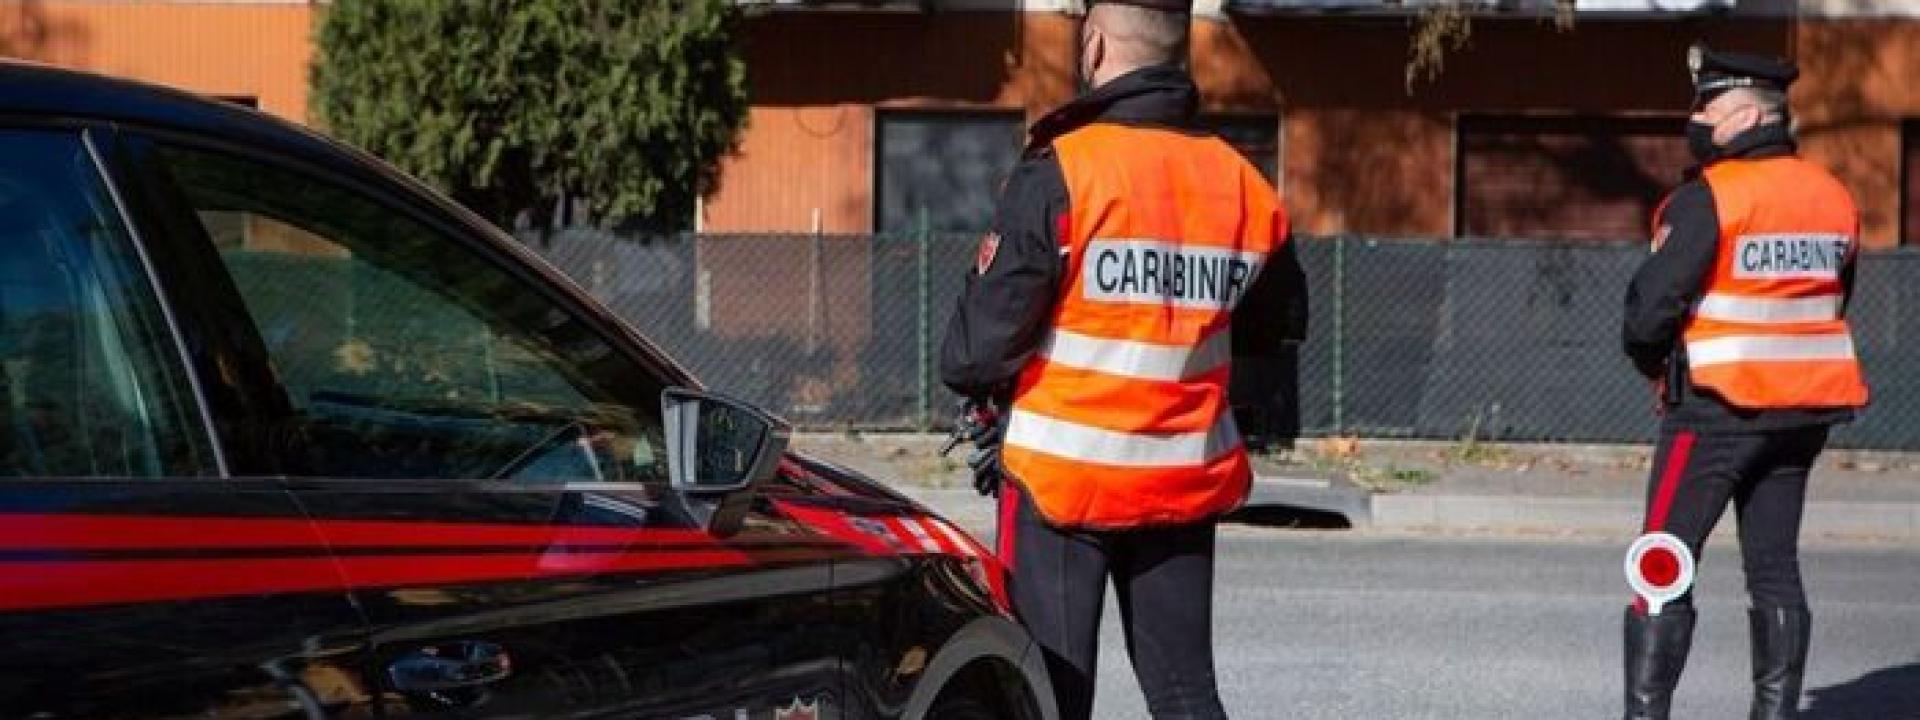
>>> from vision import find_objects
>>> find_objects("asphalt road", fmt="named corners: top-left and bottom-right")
top-left (1082, 531), bottom-right (1920, 719)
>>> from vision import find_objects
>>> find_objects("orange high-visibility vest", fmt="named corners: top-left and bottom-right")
top-left (1675, 156), bottom-right (1868, 410)
top-left (1000, 122), bottom-right (1286, 529)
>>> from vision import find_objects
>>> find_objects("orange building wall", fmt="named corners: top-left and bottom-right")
top-left (0, 1), bottom-right (315, 124)
top-left (714, 12), bottom-right (1918, 245)
top-left (705, 105), bottom-right (876, 233)
top-left (1202, 16), bottom-right (1791, 237)
top-left (1794, 19), bottom-right (1920, 247)
top-left (1198, 15), bottom-right (1915, 245)
top-left (5, 5), bottom-right (1912, 244)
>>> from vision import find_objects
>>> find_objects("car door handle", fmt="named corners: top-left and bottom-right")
top-left (387, 641), bottom-right (512, 692)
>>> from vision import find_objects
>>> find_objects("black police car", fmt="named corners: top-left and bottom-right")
top-left (0, 61), bottom-right (1052, 720)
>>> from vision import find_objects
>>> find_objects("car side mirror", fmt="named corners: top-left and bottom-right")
top-left (662, 388), bottom-right (790, 537)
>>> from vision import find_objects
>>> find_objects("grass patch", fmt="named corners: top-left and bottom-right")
top-left (1450, 438), bottom-right (1513, 467)
top-left (1348, 463), bottom-right (1438, 492)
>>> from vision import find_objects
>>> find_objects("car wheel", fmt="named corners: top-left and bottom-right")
top-left (925, 695), bottom-right (998, 720)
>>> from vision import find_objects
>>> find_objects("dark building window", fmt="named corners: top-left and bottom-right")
top-left (875, 111), bottom-right (1024, 234)
top-left (873, 112), bottom-right (1279, 234)
top-left (1457, 115), bottom-right (1690, 243)
top-left (1202, 114), bottom-right (1281, 184)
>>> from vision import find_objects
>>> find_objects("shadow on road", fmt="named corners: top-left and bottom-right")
top-left (1224, 505), bottom-right (1352, 530)
top-left (1802, 659), bottom-right (1920, 719)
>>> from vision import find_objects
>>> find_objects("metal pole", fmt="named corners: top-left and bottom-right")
top-left (808, 231), bottom-right (822, 354)
top-left (921, 226), bottom-right (936, 428)
top-left (1333, 236), bottom-right (1346, 434)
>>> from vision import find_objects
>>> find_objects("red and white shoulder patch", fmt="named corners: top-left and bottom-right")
top-left (775, 697), bottom-right (821, 720)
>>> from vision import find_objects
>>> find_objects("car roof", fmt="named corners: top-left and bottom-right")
top-left (0, 59), bottom-right (371, 172)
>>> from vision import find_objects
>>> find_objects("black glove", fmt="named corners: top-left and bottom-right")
top-left (965, 420), bottom-right (1005, 498)
top-left (940, 397), bottom-right (1005, 497)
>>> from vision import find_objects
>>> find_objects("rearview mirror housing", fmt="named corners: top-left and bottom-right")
top-left (661, 388), bottom-right (790, 536)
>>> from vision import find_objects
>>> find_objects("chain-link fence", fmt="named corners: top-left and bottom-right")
top-left (533, 228), bottom-right (976, 430)
top-left (532, 229), bottom-right (1920, 450)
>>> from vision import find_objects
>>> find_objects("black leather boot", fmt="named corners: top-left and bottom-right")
top-left (1749, 605), bottom-right (1811, 720)
top-left (1624, 604), bottom-right (1696, 720)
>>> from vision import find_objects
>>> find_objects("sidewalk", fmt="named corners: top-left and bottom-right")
top-left (792, 433), bottom-right (1920, 545)
top-left (1331, 439), bottom-right (1920, 544)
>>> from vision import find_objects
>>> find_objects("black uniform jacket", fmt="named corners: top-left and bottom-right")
top-left (937, 65), bottom-right (1308, 403)
top-left (1622, 123), bottom-right (1856, 432)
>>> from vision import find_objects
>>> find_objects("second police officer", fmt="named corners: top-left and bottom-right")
top-left (1620, 45), bottom-right (1869, 720)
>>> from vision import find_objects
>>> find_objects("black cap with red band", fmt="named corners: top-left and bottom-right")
top-left (1688, 43), bottom-right (1798, 101)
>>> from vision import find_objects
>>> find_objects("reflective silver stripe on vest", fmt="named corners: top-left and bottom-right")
top-left (1694, 294), bottom-right (1843, 324)
top-left (1039, 328), bottom-right (1231, 382)
top-left (1687, 333), bottom-right (1858, 368)
top-left (1004, 409), bottom-right (1241, 468)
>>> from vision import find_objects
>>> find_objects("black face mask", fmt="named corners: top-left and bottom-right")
top-left (1686, 121), bottom-right (1719, 162)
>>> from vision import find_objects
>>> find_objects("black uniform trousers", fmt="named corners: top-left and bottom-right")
top-left (997, 483), bottom-right (1228, 720)
top-left (1639, 423), bottom-right (1830, 610)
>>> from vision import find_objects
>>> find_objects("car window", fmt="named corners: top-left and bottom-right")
top-left (153, 143), bottom-right (668, 484)
top-left (0, 129), bottom-right (213, 478)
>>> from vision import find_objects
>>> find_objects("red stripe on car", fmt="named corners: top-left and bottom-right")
top-left (0, 545), bottom-right (855, 613)
top-left (0, 514), bottom-right (715, 551)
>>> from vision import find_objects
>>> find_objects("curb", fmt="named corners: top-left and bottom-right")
top-left (1246, 473), bottom-right (1373, 527)
top-left (897, 484), bottom-right (1920, 544)
top-left (1370, 495), bottom-right (1920, 541)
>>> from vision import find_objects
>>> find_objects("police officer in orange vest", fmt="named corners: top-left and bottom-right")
top-left (1620, 45), bottom-right (1868, 720)
top-left (938, 1), bottom-right (1305, 717)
